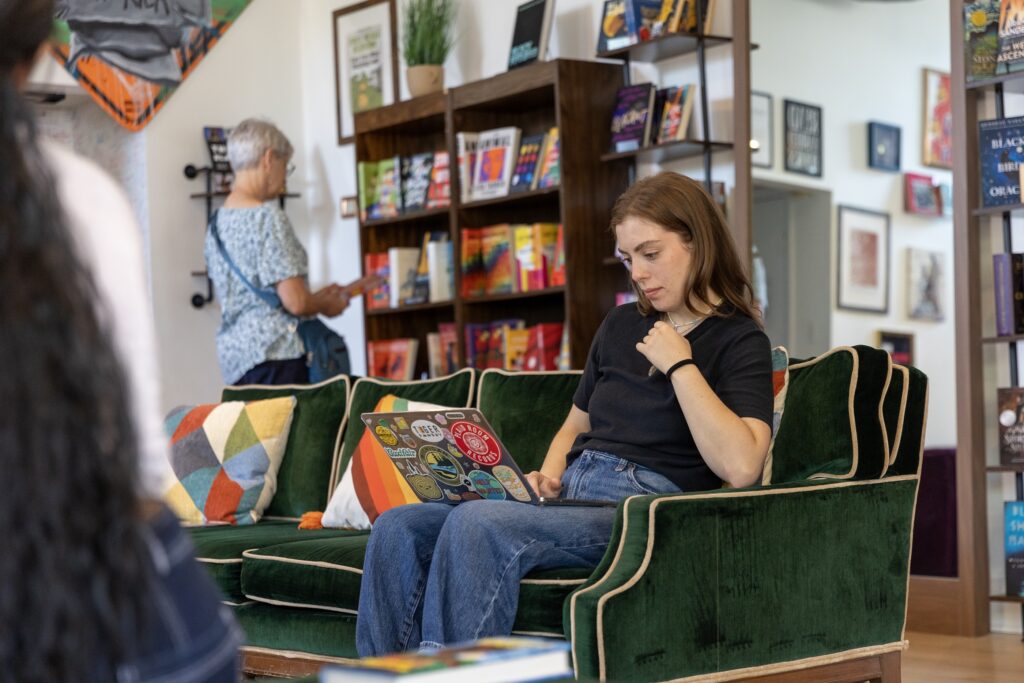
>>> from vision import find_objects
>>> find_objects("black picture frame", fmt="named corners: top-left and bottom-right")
top-left (867, 121), bottom-right (901, 172)
top-left (784, 99), bottom-right (822, 177)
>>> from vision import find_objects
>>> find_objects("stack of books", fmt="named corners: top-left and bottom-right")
top-left (610, 81), bottom-right (697, 152)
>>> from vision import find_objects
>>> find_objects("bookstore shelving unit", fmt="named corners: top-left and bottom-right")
top-left (942, 0), bottom-right (1022, 637)
top-left (353, 60), bottom-right (629, 375)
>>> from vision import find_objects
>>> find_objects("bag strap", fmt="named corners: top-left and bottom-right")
top-left (208, 209), bottom-right (283, 310)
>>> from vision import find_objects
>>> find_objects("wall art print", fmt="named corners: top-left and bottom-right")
top-left (923, 68), bottom-right (953, 169)
top-left (784, 99), bottom-right (822, 177)
top-left (837, 205), bottom-right (890, 314)
top-left (906, 247), bottom-right (945, 322)
top-left (50, 0), bottom-right (253, 132)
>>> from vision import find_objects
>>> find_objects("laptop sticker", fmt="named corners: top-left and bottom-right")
top-left (468, 470), bottom-right (507, 500)
top-left (419, 446), bottom-right (464, 485)
top-left (493, 465), bottom-right (532, 502)
top-left (407, 474), bottom-right (443, 501)
top-left (450, 421), bottom-right (502, 466)
top-left (411, 419), bottom-right (445, 443)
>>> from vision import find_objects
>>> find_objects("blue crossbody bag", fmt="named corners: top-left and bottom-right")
top-left (208, 210), bottom-right (350, 382)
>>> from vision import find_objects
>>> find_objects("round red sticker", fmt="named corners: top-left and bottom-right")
top-left (450, 421), bottom-right (501, 466)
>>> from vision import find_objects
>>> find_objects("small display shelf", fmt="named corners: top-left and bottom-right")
top-left (972, 203), bottom-right (1024, 217)
top-left (461, 286), bottom-right (566, 305)
top-left (596, 32), bottom-right (734, 63)
top-left (460, 186), bottom-right (560, 210)
top-left (601, 139), bottom-right (733, 164)
top-left (366, 300), bottom-right (455, 316)
top-left (363, 206), bottom-right (450, 228)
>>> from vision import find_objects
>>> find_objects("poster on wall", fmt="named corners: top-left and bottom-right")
top-left (783, 99), bottom-right (822, 177)
top-left (837, 205), bottom-right (890, 314)
top-left (50, 0), bottom-right (254, 132)
top-left (906, 247), bottom-right (945, 321)
top-left (922, 68), bottom-right (953, 169)
top-left (334, 0), bottom-right (399, 145)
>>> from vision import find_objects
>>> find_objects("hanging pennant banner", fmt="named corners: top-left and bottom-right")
top-left (50, 0), bottom-right (253, 132)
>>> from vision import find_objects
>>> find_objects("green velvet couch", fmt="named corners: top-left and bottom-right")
top-left (188, 346), bottom-right (927, 682)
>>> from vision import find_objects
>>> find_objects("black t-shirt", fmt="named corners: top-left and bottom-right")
top-left (569, 304), bottom-right (773, 492)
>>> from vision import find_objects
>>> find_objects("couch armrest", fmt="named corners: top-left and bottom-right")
top-left (566, 476), bottom-right (918, 682)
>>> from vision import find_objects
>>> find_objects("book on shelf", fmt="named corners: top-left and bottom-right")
top-left (523, 322), bottom-right (565, 371)
top-left (426, 150), bottom-right (451, 209)
top-left (358, 161), bottom-right (380, 221)
top-left (508, 0), bottom-right (555, 70)
top-left (460, 227), bottom-right (486, 297)
top-left (364, 252), bottom-right (390, 310)
top-left (675, 0), bottom-right (716, 35)
top-left (980, 116), bottom-right (1024, 208)
top-left (203, 126), bottom-right (233, 191)
top-left (998, 387), bottom-right (1024, 466)
top-left (407, 231), bottom-right (449, 305)
top-left (596, 0), bottom-right (639, 54)
top-left (485, 320), bottom-right (527, 369)
top-left (387, 247), bottom-right (421, 308)
top-left (376, 156), bottom-right (403, 218)
top-left (456, 132), bottom-right (480, 204)
top-left (656, 84), bottom-right (696, 144)
top-left (481, 224), bottom-right (517, 295)
top-left (426, 332), bottom-right (443, 379)
top-left (505, 327), bottom-right (532, 371)
top-left (998, 0), bottom-right (1024, 74)
top-left (992, 253), bottom-right (1024, 336)
top-left (438, 323), bottom-right (459, 375)
top-left (1006, 501), bottom-right (1024, 597)
top-left (509, 132), bottom-right (547, 193)
top-left (551, 223), bottom-right (565, 286)
top-left (426, 239), bottom-right (454, 302)
top-left (556, 323), bottom-right (570, 370)
top-left (319, 636), bottom-right (571, 683)
top-left (965, 1), bottom-right (1000, 82)
top-left (534, 127), bottom-right (560, 189)
top-left (472, 127), bottom-right (522, 201)
top-left (401, 152), bottom-right (434, 213)
top-left (610, 83), bottom-right (656, 153)
top-left (367, 338), bottom-right (419, 381)
top-left (635, 0), bottom-right (675, 40)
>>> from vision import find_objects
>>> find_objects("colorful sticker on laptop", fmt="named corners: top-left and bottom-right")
top-left (419, 445), bottom-right (464, 485)
top-left (492, 465), bottom-right (532, 502)
top-left (450, 421), bottom-right (501, 466)
top-left (401, 434), bottom-right (417, 448)
top-left (468, 470), bottom-right (507, 500)
top-left (394, 417), bottom-right (409, 431)
top-left (374, 424), bottom-right (398, 447)
top-left (411, 419), bottom-right (445, 443)
top-left (406, 474), bottom-right (443, 501)
top-left (434, 413), bottom-right (448, 426)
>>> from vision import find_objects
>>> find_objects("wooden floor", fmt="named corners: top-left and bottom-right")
top-left (903, 632), bottom-right (1024, 682)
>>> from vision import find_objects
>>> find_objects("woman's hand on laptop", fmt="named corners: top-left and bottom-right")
top-left (525, 471), bottom-right (562, 499)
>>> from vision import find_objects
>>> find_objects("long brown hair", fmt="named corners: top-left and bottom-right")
top-left (609, 172), bottom-right (761, 326)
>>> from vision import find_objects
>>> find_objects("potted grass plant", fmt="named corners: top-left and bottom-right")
top-left (403, 0), bottom-right (456, 97)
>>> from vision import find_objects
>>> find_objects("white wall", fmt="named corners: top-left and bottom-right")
top-left (751, 0), bottom-right (956, 450)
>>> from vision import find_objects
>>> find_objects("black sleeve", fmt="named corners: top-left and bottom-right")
top-left (713, 327), bottom-right (773, 426)
top-left (572, 316), bottom-right (606, 412)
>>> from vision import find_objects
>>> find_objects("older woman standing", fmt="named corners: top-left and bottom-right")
top-left (205, 118), bottom-right (349, 385)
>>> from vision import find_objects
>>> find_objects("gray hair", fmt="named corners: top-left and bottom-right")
top-left (227, 118), bottom-right (293, 171)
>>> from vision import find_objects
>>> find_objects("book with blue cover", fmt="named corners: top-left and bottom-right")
top-left (1006, 501), bottom-right (1024, 597)
top-left (596, 0), bottom-right (639, 54)
top-left (978, 116), bottom-right (1024, 207)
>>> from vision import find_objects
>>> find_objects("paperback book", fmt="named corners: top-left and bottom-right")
top-left (997, 386), bottom-right (1024, 466)
top-left (965, 1), bottom-right (1000, 81)
top-left (426, 150), bottom-right (451, 209)
top-left (1006, 501), bottom-right (1024, 597)
top-left (401, 152), bottom-right (434, 212)
top-left (510, 133), bottom-right (546, 193)
top-left (472, 127), bottom-right (522, 201)
top-left (979, 116), bottom-right (1024, 207)
top-left (508, 0), bottom-right (555, 70)
top-left (610, 83), bottom-right (656, 153)
top-left (456, 132), bottom-right (480, 204)
top-left (596, 0), bottom-right (639, 54)
top-left (998, 0), bottom-right (1024, 74)
top-left (534, 127), bottom-right (560, 189)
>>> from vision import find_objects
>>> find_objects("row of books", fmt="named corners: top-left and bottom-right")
top-left (611, 82), bottom-right (698, 153)
top-left (456, 127), bottom-right (560, 203)
top-left (964, 1), bottom-right (1024, 82)
top-left (460, 223), bottom-right (565, 297)
top-left (364, 235), bottom-right (454, 309)
top-left (367, 337), bottom-right (419, 381)
top-left (357, 151), bottom-right (450, 221)
top-left (465, 319), bottom-right (569, 372)
top-left (597, 0), bottom-right (716, 54)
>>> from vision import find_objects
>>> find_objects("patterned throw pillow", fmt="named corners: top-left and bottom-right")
top-left (163, 396), bottom-right (297, 525)
top-left (322, 394), bottom-right (446, 529)
top-left (760, 346), bottom-right (790, 486)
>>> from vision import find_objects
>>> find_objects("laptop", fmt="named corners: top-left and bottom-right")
top-left (360, 408), bottom-right (616, 507)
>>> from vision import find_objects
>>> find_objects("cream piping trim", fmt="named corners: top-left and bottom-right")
top-left (657, 641), bottom-right (908, 683)
top-left (241, 645), bottom-right (357, 665)
top-left (197, 557), bottom-right (244, 565)
top-left (476, 368), bottom-right (583, 409)
top-left (591, 477), bottom-right (918, 681)
top-left (887, 365), bottom-right (910, 469)
top-left (786, 346), bottom-right (860, 480)
top-left (223, 600), bottom-right (254, 607)
top-left (245, 594), bottom-right (358, 615)
top-left (241, 548), bottom-right (363, 574)
top-left (326, 375), bottom-right (352, 496)
top-left (901, 383), bottom-right (929, 642)
top-left (521, 577), bottom-right (587, 586)
top-left (876, 355), bottom-right (893, 477)
top-left (511, 630), bottom-right (564, 638)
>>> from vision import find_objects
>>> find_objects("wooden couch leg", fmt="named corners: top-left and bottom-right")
top-left (879, 651), bottom-right (901, 682)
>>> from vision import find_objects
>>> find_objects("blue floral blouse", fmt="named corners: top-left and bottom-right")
top-left (204, 204), bottom-right (308, 383)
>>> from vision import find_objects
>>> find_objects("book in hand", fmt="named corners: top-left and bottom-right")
top-left (610, 83), bottom-right (655, 153)
top-left (508, 0), bottom-right (555, 70)
top-left (965, 1), bottom-right (1000, 81)
top-left (979, 116), bottom-right (1024, 208)
top-left (998, 387), bottom-right (1024, 466)
top-left (319, 636), bottom-right (570, 683)
top-left (1007, 501), bottom-right (1024, 597)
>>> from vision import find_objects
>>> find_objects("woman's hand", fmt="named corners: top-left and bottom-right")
top-left (315, 284), bottom-right (349, 317)
top-left (525, 471), bottom-right (563, 498)
top-left (636, 320), bottom-right (692, 374)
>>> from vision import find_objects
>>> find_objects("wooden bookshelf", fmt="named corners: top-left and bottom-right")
top-left (600, 139), bottom-right (733, 164)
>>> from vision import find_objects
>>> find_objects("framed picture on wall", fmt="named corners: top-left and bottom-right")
top-left (904, 172), bottom-right (942, 216)
top-left (784, 99), bottom-right (822, 177)
top-left (877, 330), bottom-right (914, 366)
top-left (906, 247), bottom-right (945, 321)
top-left (333, 0), bottom-right (400, 145)
top-left (751, 91), bottom-right (773, 168)
top-left (922, 68), bottom-right (953, 169)
top-left (837, 205), bottom-right (890, 314)
top-left (867, 121), bottom-right (901, 172)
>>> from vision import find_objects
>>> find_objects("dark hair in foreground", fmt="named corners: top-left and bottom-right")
top-left (0, 1), bottom-right (152, 680)
top-left (610, 172), bottom-right (761, 326)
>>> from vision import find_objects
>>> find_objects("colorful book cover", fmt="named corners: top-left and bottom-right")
top-left (407, 231), bottom-right (447, 305)
top-left (464, 323), bottom-right (491, 369)
top-left (367, 340), bottom-right (392, 377)
top-left (535, 127), bottom-right (560, 189)
top-left (523, 322), bottom-right (564, 372)
top-left (472, 127), bottom-right (522, 201)
top-left (364, 252), bottom-right (390, 310)
top-left (656, 86), bottom-right (685, 143)
top-left (596, 0), bottom-right (639, 54)
top-left (426, 332), bottom-right (443, 378)
top-left (610, 84), bottom-right (655, 152)
top-left (387, 246), bottom-right (420, 307)
top-left (966, 1), bottom-right (1001, 81)
top-left (459, 227), bottom-right (485, 298)
top-left (998, 387), bottom-right (1024, 466)
top-left (401, 152), bottom-right (434, 212)
top-left (481, 224), bottom-right (516, 294)
top-left (551, 223), bottom-right (565, 286)
top-left (676, 0), bottom-right (716, 34)
top-left (534, 222), bottom-right (560, 288)
top-left (505, 328), bottom-right (532, 371)
top-left (510, 133), bottom-right (546, 193)
top-left (979, 116), bottom-right (1024, 207)
top-left (508, 0), bottom-right (555, 69)
top-left (426, 150), bottom-right (451, 209)
top-left (486, 319), bottom-right (526, 370)
top-left (994, 253), bottom-right (1014, 336)
top-left (387, 338), bottom-right (418, 381)
top-left (357, 161), bottom-right (381, 222)
top-left (998, 0), bottom-right (1024, 73)
top-left (374, 156), bottom-right (403, 218)
top-left (438, 323), bottom-right (459, 375)
top-left (427, 240), bottom-right (454, 303)
top-left (456, 133), bottom-right (479, 204)
top-left (513, 224), bottom-right (543, 291)
top-left (1005, 501), bottom-right (1024, 596)
top-left (635, 0), bottom-right (674, 39)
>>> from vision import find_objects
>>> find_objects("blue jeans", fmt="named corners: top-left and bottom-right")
top-left (355, 450), bottom-right (680, 656)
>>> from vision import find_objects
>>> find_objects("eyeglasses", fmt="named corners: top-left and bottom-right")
top-left (286, 162), bottom-right (296, 177)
